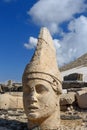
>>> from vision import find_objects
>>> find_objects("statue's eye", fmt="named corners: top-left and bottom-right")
top-left (23, 85), bottom-right (31, 94)
top-left (35, 84), bottom-right (48, 94)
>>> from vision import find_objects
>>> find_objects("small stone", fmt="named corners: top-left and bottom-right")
top-left (0, 114), bottom-right (5, 118)
top-left (67, 107), bottom-right (71, 111)
top-left (81, 122), bottom-right (85, 126)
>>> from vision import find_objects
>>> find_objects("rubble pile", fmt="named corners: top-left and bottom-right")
top-left (0, 80), bottom-right (22, 93)
top-left (61, 81), bottom-right (87, 110)
top-left (0, 109), bottom-right (28, 130)
top-left (0, 108), bottom-right (87, 130)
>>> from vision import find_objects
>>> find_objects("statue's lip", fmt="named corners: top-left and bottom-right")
top-left (28, 105), bottom-right (39, 110)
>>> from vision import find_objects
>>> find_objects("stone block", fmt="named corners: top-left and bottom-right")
top-left (0, 93), bottom-right (23, 109)
top-left (76, 90), bottom-right (87, 108)
top-left (60, 92), bottom-right (76, 106)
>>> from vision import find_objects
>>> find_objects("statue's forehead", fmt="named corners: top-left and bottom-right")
top-left (25, 78), bottom-right (51, 86)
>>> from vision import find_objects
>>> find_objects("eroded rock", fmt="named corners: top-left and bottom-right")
top-left (76, 90), bottom-right (87, 108)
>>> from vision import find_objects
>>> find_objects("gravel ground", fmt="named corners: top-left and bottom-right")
top-left (0, 108), bottom-right (87, 130)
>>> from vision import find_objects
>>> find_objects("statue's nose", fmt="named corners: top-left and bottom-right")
top-left (30, 91), bottom-right (38, 102)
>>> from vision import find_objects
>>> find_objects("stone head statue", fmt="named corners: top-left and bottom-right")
top-left (22, 27), bottom-right (62, 130)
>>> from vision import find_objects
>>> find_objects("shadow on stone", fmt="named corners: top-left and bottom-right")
top-left (0, 118), bottom-right (28, 130)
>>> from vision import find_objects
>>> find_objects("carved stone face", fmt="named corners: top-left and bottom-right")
top-left (23, 79), bottom-right (58, 122)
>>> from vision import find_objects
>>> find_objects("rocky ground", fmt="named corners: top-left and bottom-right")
top-left (60, 107), bottom-right (87, 130)
top-left (0, 107), bottom-right (87, 130)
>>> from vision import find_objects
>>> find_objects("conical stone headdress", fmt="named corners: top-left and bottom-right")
top-left (22, 27), bottom-right (62, 94)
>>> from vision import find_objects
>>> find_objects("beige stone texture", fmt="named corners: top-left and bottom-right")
top-left (60, 92), bottom-right (76, 106)
top-left (0, 93), bottom-right (23, 109)
top-left (0, 93), bottom-right (10, 109)
top-left (22, 27), bottom-right (62, 130)
top-left (76, 90), bottom-right (87, 108)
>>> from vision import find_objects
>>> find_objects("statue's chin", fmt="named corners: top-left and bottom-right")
top-left (27, 112), bottom-right (49, 122)
top-left (28, 112), bottom-right (40, 121)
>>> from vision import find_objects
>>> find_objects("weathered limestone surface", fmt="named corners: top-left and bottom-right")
top-left (0, 93), bottom-right (23, 109)
top-left (60, 92), bottom-right (76, 106)
top-left (22, 27), bottom-right (62, 130)
top-left (0, 93), bottom-right (10, 109)
top-left (76, 90), bottom-right (87, 108)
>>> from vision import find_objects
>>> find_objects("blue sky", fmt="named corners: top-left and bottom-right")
top-left (0, 0), bottom-right (87, 83)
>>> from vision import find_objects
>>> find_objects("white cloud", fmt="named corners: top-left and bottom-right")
top-left (25, 0), bottom-right (87, 66)
top-left (24, 36), bottom-right (61, 50)
top-left (24, 36), bottom-right (37, 49)
top-left (28, 0), bottom-right (87, 34)
top-left (56, 16), bottom-right (87, 66)
top-left (24, 16), bottom-right (87, 66)
top-left (53, 39), bottom-right (61, 49)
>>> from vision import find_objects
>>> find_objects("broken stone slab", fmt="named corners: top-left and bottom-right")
top-left (0, 93), bottom-right (10, 109)
top-left (0, 93), bottom-right (23, 109)
top-left (62, 81), bottom-right (87, 89)
top-left (76, 90), bottom-right (87, 108)
top-left (9, 92), bottom-right (23, 96)
top-left (60, 92), bottom-right (76, 106)
top-left (63, 73), bottom-right (83, 81)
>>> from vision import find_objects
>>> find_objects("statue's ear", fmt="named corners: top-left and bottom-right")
top-left (52, 79), bottom-right (62, 95)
